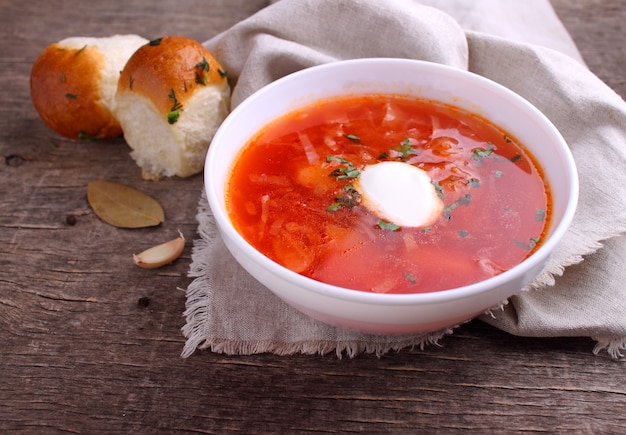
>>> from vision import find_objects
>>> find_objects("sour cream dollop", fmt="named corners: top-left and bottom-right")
top-left (354, 161), bottom-right (444, 227)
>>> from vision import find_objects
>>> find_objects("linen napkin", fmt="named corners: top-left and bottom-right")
top-left (182, 0), bottom-right (626, 359)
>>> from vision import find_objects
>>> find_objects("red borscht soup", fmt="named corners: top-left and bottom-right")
top-left (226, 94), bottom-right (550, 294)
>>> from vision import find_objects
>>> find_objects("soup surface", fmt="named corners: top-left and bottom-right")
top-left (227, 94), bottom-right (550, 294)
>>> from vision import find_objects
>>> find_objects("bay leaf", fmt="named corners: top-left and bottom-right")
top-left (87, 180), bottom-right (164, 228)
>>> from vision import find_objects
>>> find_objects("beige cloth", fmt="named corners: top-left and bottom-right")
top-left (182, 0), bottom-right (626, 359)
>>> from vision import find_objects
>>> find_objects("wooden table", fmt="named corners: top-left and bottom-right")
top-left (2, 1), bottom-right (625, 433)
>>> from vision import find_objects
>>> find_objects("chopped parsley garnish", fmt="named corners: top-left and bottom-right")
top-left (472, 142), bottom-right (495, 167)
top-left (378, 220), bottom-right (400, 231)
top-left (149, 38), bottom-right (162, 46)
top-left (195, 57), bottom-right (210, 85)
top-left (377, 151), bottom-right (389, 160)
top-left (509, 154), bottom-right (522, 163)
top-left (65, 93), bottom-right (78, 99)
top-left (494, 170), bottom-right (503, 178)
top-left (327, 185), bottom-right (361, 212)
top-left (395, 137), bottom-right (418, 161)
top-left (74, 45), bottom-right (87, 56)
top-left (167, 88), bottom-right (183, 124)
top-left (512, 237), bottom-right (540, 250)
top-left (535, 208), bottom-right (546, 222)
top-left (196, 57), bottom-right (209, 72)
top-left (327, 156), bottom-right (360, 179)
top-left (404, 272), bottom-right (416, 284)
top-left (344, 134), bottom-right (361, 144)
top-left (167, 110), bottom-right (180, 124)
top-left (218, 69), bottom-right (228, 78)
top-left (431, 180), bottom-right (444, 200)
top-left (504, 134), bottom-right (512, 143)
top-left (377, 138), bottom-right (418, 161)
top-left (458, 230), bottom-right (470, 238)
top-left (326, 157), bottom-right (362, 212)
top-left (444, 194), bottom-right (472, 220)
top-left (467, 178), bottom-right (480, 188)
top-left (129, 75), bottom-right (134, 90)
top-left (326, 202), bottom-right (342, 212)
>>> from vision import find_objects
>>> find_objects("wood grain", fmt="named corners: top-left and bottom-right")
top-left (1, 1), bottom-right (625, 433)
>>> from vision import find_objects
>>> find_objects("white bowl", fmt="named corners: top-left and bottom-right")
top-left (204, 58), bottom-right (578, 334)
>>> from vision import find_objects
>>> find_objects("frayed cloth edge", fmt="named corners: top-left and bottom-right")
top-left (592, 336), bottom-right (626, 360)
top-left (193, 327), bottom-right (456, 359)
top-left (181, 191), bottom-right (219, 359)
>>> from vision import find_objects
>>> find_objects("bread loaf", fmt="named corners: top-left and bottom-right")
top-left (115, 36), bottom-right (231, 180)
top-left (30, 34), bottom-right (148, 139)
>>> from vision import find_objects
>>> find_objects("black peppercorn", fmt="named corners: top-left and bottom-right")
top-left (137, 296), bottom-right (151, 308)
top-left (65, 214), bottom-right (77, 226)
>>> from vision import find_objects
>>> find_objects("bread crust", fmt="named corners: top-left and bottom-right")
top-left (30, 43), bottom-right (122, 139)
top-left (117, 36), bottom-right (228, 120)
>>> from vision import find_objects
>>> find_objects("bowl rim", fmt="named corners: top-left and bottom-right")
top-left (205, 57), bottom-right (579, 306)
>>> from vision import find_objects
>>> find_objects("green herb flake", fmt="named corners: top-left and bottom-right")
top-left (535, 208), bottom-right (546, 222)
top-left (474, 142), bottom-right (495, 157)
top-left (509, 154), bottom-right (522, 163)
top-left (330, 167), bottom-right (361, 180)
top-left (327, 185), bottom-right (361, 212)
top-left (444, 194), bottom-right (472, 220)
top-left (129, 75), bottom-right (134, 90)
top-left (494, 170), bottom-right (503, 178)
top-left (458, 230), bottom-right (470, 238)
top-left (377, 152), bottom-right (389, 160)
top-left (74, 45), bottom-right (87, 56)
top-left (504, 134), bottom-right (512, 143)
top-left (472, 142), bottom-right (495, 167)
top-left (167, 89), bottom-right (183, 124)
top-left (167, 110), bottom-right (180, 124)
top-left (327, 155), bottom-right (350, 165)
top-left (327, 202), bottom-right (341, 212)
top-left (195, 57), bottom-right (210, 86)
top-left (404, 272), bottom-right (416, 284)
top-left (65, 93), bottom-right (78, 99)
top-left (344, 134), bottom-right (361, 144)
top-left (149, 38), bottom-right (162, 46)
top-left (467, 178), bottom-right (480, 188)
top-left (218, 69), bottom-right (228, 78)
top-left (397, 138), bottom-right (412, 158)
top-left (47, 138), bottom-right (59, 148)
top-left (378, 220), bottom-right (400, 231)
top-left (196, 57), bottom-right (209, 72)
top-left (512, 237), bottom-right (540, 250)
top-left (431, 180), bottom-right (444, 200)
top-left (78, 131), bottom-right (98, 141)
top-left (395, 137), bottom-right (419, 161)
top-left (195, 75), bottom-right (207, 87)
top-left (327, 156), bottom-right (360, 180)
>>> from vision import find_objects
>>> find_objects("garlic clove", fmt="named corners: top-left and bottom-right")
top-left (133, 231), bottom-right (185, 269)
